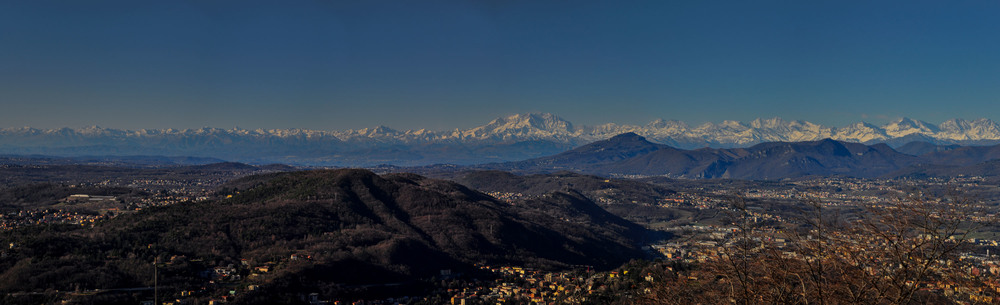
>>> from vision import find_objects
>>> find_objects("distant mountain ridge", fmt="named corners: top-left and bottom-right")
top-left (482, 133), bottom-right (1000, 179)
top-left (3, 114), bottom-right (1000, 166)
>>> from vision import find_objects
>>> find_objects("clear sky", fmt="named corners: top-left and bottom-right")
top-left (2, 0), bottom-right (999, 131)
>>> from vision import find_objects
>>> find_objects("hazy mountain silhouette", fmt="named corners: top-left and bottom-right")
top-left (484, 133), bottom-right (1000, 179)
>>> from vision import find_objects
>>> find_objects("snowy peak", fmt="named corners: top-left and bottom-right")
top-left (495, 113), bottom-right (574, 132)
top-left (833, 122), bottom-right (888, 143)
top-left (749, 117), bottom-right (786, 129)
top-left (646, 119), bottom-right (688, 130)
top-left (938, 118), bottom-right (1000, 140)
top-left (365, 125), bottom-right (398, 135)
top-left (5, 114), bottom-right (1000, 157)
top-left (743, 117), bottom-right (831, 142)
top-left (461, 113), bottom-right (575, 141)
top-left (940, 118), bottom-right (973, 133)
top-left (883, 117), bottom-right (939, 137)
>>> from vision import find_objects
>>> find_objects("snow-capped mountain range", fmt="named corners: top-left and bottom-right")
top-left (3, 113), bottom-right (1000, 166)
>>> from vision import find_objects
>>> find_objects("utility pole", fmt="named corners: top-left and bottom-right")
top-left (153, 256), bottom-right (158, 305)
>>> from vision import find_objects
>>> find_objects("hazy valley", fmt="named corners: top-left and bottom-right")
top-left (2, 131), bottom-right (1000, 304)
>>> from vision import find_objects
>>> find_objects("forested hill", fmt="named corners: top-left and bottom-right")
top-left (0, 169), bottom-right (647, 304)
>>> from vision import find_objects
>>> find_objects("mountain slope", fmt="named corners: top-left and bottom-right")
top-left (917, 145), bottom-right (1000, 167)
top-left (455, 170), bottom-right (676, 204)
top-left (213, 169), bottom-right (647, 269)
top-left (0, 169), bottom-right (647, 303)
top-left (498, 132), bottom-right (667, 171)
top-left (490, 135), bottom-right (926, 179)
top-left (895, 141), bottom-right (961, 156)
top-left (716, 140), bottom-right (916, 179)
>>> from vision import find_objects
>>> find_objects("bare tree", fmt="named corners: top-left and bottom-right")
top-left (834, 195), bottom-right (979, 304)
top-left (640, 193), bottom-right (989, 305)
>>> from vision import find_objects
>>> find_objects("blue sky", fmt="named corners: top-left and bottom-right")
top-left (2, 1), bottom-right (999, 130)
